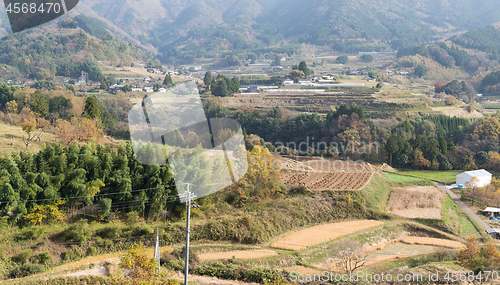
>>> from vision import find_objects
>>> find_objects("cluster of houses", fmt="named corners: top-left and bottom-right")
top-left (108, 84), bottom-right (167, 93)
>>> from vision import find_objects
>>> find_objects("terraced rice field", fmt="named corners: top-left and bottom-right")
top-left (281, 170), bottom-right (373, 190)
top-left (277, 156), bottom-right (374, 190)
top-left (270, 220), bottom-right (384, 251)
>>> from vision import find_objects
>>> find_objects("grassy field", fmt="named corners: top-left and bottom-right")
top-left (383, 173), bottom-right (427, 183)
top-left (441, 195), bottom-right (483, 238)
top-left (390, 170), bottom-right (462, 184)
top-left (0, 121), bottom-right (56, 154)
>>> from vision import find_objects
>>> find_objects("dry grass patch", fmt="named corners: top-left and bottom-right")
top-left (387, 186), bottom-right (443, 219)
top-left (198, 250), bottom-right (278, 261)
top-left (270, 220), bottom-right (384, 251)
top-left (283, 266), bottom-right (323, 275)
top-left (400, 237), bottom-right (464, 249)
top-left (365, 237), bottom-right (464, 252)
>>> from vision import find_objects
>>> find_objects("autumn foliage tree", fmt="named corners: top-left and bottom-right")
top-left (290, 69), bottom-right (305, 81)
top-left (472, 116), bottom-right (500, 140)
top-left (119, 243), bottom-right (161, 283)
top-left (457, 236), bottom-right (500, 271)
top-left (21, 112), bottom-right (49, 151)
top-left (24, 200), bottom-right (66, 226)
top-left (55, 116), bottom-right (103, 145)
top-left (225, 146), bottom-right (283, 205)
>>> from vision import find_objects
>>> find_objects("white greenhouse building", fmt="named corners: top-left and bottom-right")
top-left (456, 169), bottom-right (492, 188)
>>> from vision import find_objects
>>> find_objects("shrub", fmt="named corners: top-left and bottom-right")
top-left (125, 211), bottom-right (140, 227)
top-left (9, 263), bottom-right (44, 278)
top-left (87, 246), bottom-right (98, 256)
top-left (161, 247), bottom-right (198, 269)
top-left (34, 252), bottom-right (52, 265)
top-left (96, 225), bottom-right (121, 239)
top-left (58, 221), bottom-right (91, 243)
top-left (192, 261), bottom-right (283, 283)
top-left (133, 225), bottom-right (154, 237)
top-left (62, 249), bottom-right (81, 262)
top-left (11, 249), bottom-right (33, 264)
top-left (288, 186), bottom-right (311, 196)
top-left (16, 227), bottom-right (46, 241)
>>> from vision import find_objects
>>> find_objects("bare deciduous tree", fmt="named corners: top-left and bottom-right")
top-left (334, 240), bottom-right (370, 273)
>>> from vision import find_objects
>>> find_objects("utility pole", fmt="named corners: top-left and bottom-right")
top-left (184, 184), bottom-right (192, 285)
top-left (182, 183), bottom-right (200, 285)
top-left (155, 227), bottom-right (160, 275)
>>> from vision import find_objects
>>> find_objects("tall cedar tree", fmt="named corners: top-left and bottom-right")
top-left (29, 90), bottom-right (49, 116)
top-left (204, 71), bottom-right (212, 86)
top-left (163, 74), bottom-right (173, 85)
top-left (83, 96), bottom-right (101, 120)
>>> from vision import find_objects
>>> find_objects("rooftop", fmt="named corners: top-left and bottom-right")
top-left (459, 169), bottom-right (492, 177)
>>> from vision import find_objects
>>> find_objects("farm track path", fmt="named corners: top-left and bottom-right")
top-left (435, 183), bottom-right (490, 230)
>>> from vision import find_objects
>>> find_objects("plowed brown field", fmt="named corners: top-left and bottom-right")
top-left (281, 170), bottom-right (373, 190)
top-left (276, 156), bottom-right (374, 191)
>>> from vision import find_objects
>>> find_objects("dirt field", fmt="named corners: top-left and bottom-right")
top-left (302, 159), bottom-right (372, 172)
top-left (281, 170), bottom-right (373, 190)
top-left (273, 156), bottom-right (314, 171)
top-left (270, 220), bottom-right (384, 251)
top-left (197, 250), bottom-right (278, 261)
top-left (277, 156), bottom-right (374, 190)
top-left (387, 186), bottom-right (443, 219)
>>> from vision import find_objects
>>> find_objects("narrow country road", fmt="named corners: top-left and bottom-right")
top-left (434, 183), bottom-right (490, 230)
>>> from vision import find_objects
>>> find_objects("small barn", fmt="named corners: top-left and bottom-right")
top-left (486, 228), bottom-right (500, 239)
top-left (456, 169), bottom-right (492, 188)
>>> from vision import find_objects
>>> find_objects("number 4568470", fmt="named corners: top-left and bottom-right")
top-left (6, 3), bottom-right (62, 14)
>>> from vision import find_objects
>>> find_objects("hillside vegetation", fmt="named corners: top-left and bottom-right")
top-left (32, 0), bottom-right (500, 64)
top-left (0, 23), bottom-right (156, 81)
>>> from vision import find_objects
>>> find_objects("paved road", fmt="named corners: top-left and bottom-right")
top-left (434, 183), bottom-right (490, 230)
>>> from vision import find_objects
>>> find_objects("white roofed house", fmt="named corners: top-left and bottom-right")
top-left (298, 79), bottom-right (313, 86)
top-left (456, 169), bottom-right (492, 188)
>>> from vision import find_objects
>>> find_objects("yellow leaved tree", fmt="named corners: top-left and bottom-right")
top-left (24, 200), bottom-right (66, 226)
top-left (225, 145), bottom-right (283, 205)
top-left (457, 236), bottom-right (500, 270)
top-left (117, 243), bottom-right (164, 284)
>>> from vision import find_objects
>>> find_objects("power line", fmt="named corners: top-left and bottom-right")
top-left (0, 185), bottom-right (179, 205)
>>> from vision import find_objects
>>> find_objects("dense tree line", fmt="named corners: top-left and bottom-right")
top-left (0, 142), bottom-right (177, 225)
top-left (232, 104), bottom-right (375, 152)
top-left (451, 25), bottom-right (500, 59)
